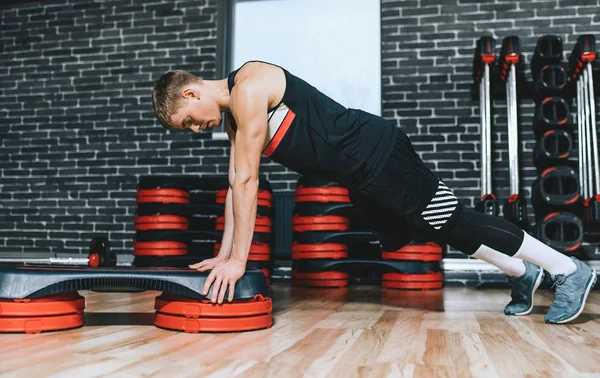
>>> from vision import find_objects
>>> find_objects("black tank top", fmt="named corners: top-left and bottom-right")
top-left (226, 61), bottom-right (398, 189)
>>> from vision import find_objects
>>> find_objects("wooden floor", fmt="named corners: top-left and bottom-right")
top-left (1, 284), bottom-right (600, 378)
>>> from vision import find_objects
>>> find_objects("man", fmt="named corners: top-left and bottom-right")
top-left (151, 60), bottom-right (597, 324)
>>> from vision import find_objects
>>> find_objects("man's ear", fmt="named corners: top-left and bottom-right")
top-left (181, 87), bottom-right (199, 100)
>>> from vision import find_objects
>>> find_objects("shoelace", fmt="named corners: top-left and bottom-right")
top-left (551, 274), bottom-right (570, 303)
top-left (551, 274), bottom-right (567, 289)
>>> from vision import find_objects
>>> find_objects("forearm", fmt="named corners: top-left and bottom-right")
top-left (231, 176), bottom-right (258, 263)
top-left (217, 187), bottom-right (234, 259)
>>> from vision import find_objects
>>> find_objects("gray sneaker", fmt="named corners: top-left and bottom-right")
top-left (504, 260), bottom-right (545, 316)
top-left (545, 257), bottom-right (598, 324)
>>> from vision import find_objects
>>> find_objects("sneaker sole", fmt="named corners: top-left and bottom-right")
top-left (550, 269), bottom-right (598, 324)
top-left (513, 267), bottom-right (545, 316)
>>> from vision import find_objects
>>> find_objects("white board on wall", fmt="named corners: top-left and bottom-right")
top-left (230, 0), bottom-right (381, 116)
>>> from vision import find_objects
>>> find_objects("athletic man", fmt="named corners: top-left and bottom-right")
top-left (151, 60), bottom-right (597, 324)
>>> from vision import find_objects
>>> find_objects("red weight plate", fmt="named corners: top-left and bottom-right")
top-left (135, 215), bottom-right (187, 223)
top-left (135, 222), bottom-right (189, 231)
top-left (136, 215), bottom-right (188, 224)
top-left (0, 312), bottom-right (84, 334)
top-left (137, 188), bottom-right (190, 198)
top-left (384, 242), bottom-right (443, 254)
top-left (133, 248), bottom-right (188, 257)
top-left (292, 215), bottom-right (349, 225)
top-left (381, 252), bottom-right (442, 261)
top-left (295, 187), bottom-right (349, 196)
top-left (292, 223), bottom-right (349, 232)
top-left (155, 294), bottom-right (272, 318)
top-left (291, 243), bottom-right (347, 253)
top-left (294, 195), bottom-right (351, 203)
top-left (137, 189), bottom-right (190, 204)
top-left (292, 251), bottom-right (348, 260)
top-left (382, 272), bottom-right (443, 282)
top-left (136, 195), bottom-right (191, 204)
top-left (154, 313), bottom-right (272, 333)
top-left (0, 294), bottom-right (85, 317)
top-left (134, 241), bottom-right (187, 250)
top-left (247, 253), bottom-right (271, 262)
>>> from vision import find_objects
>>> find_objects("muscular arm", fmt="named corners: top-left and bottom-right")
top-left (216, 119), bottom-right (236, 259)
top-left (229, 82), bottom-right (269, 264)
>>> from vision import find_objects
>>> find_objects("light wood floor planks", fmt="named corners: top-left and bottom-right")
top-left (1, 284), bottom-right (599, 378)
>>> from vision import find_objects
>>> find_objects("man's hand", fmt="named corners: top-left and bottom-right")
top-left (189, 255), bottom-right (226, 272)
top-left (201, 259), bottom-right (246, 304)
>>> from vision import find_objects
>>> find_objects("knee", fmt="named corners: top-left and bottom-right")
top-left (435, 205), bottom-right (482, 255)
top-left (442, 206), bottom-right (525, 256)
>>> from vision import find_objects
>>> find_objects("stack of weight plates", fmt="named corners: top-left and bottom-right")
top-left (381, 241), bottom-right (444, 290)
top-left (291, 177), bottom-right (353, 287)
top-left (212, 178), bottom-right (274, 283)
top-left (133, 176), bottom-right (274, 279)
top-left (134, 177), bottom-right (195, 263)
top-left (529, 35), bottom-right (584, 255)
top-left (154, 293), bottom-right (273, 333)
top-left (0, 292), bottom-right (85, 334)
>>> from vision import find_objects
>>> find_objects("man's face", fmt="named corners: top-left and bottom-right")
top-left (169, 87), bottom-right (222, 133)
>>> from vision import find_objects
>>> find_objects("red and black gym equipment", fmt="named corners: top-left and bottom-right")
top-left (500, 36), bottom-right (531, 230)
top-left (569, 34), bottom-right (600, 238)
top-left (531, 35), bottom-right (564, 80)
top-left (293, 258), bottom-right (442, 290)
top-left (291, 271), bottom-right (350, 288)
top-left (136, 188), bottom-right (191, 205)
top-left (292, 215), bottom-right (350, 232)
top-left (135, 214), bottom-right (189, 231)
top-left (532, 97), bottom-right (572, 138)
top-left (533, 64), bottom-right (568, 101)
top-left (533, 129), bottom-right (575, 173)
top-left (295, 178), bottom-right (351, 203)
top-left (0, 264), bottom-right (271, 334)
top-left (531, 166), bottom-right (582, 218)
top-left (0, 236), bottom-right (116, 268)
top-left (382, 241), bottom-right (443, 262)
top-left (0, 291), bottom-right (85, 334)
top-left (536, 212), bottom-right (584, 255)
top-left (291, 243), bottom-right (348, 260)
top-left (473, 36), bottom-right (499, 216)
top-left (381, 272), bottom-right (443, 290)
top-left (291, 178), bottom-right (353, 278)
top-left (154, 293), bottom-right (272, 333)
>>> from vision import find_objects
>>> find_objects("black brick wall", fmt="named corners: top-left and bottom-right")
top-left (380, 0), bottom-right (600, 257)
top-left (1, 0), bottom-right (221, 257)
top-left (1, 0), bottom-right (599, 259)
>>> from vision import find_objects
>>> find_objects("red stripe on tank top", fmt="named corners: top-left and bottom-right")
top-left (263, 109), bottom-right (296, 157)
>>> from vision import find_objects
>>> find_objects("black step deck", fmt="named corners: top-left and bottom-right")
top-left (0, 265), bottom-right (270, 300)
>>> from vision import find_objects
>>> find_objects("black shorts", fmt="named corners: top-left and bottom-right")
top-left (348, 129), bottom-right (463, 250)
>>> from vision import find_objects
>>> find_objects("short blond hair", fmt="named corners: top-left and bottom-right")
top-left (151, 70), bottom-right (202, 130)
